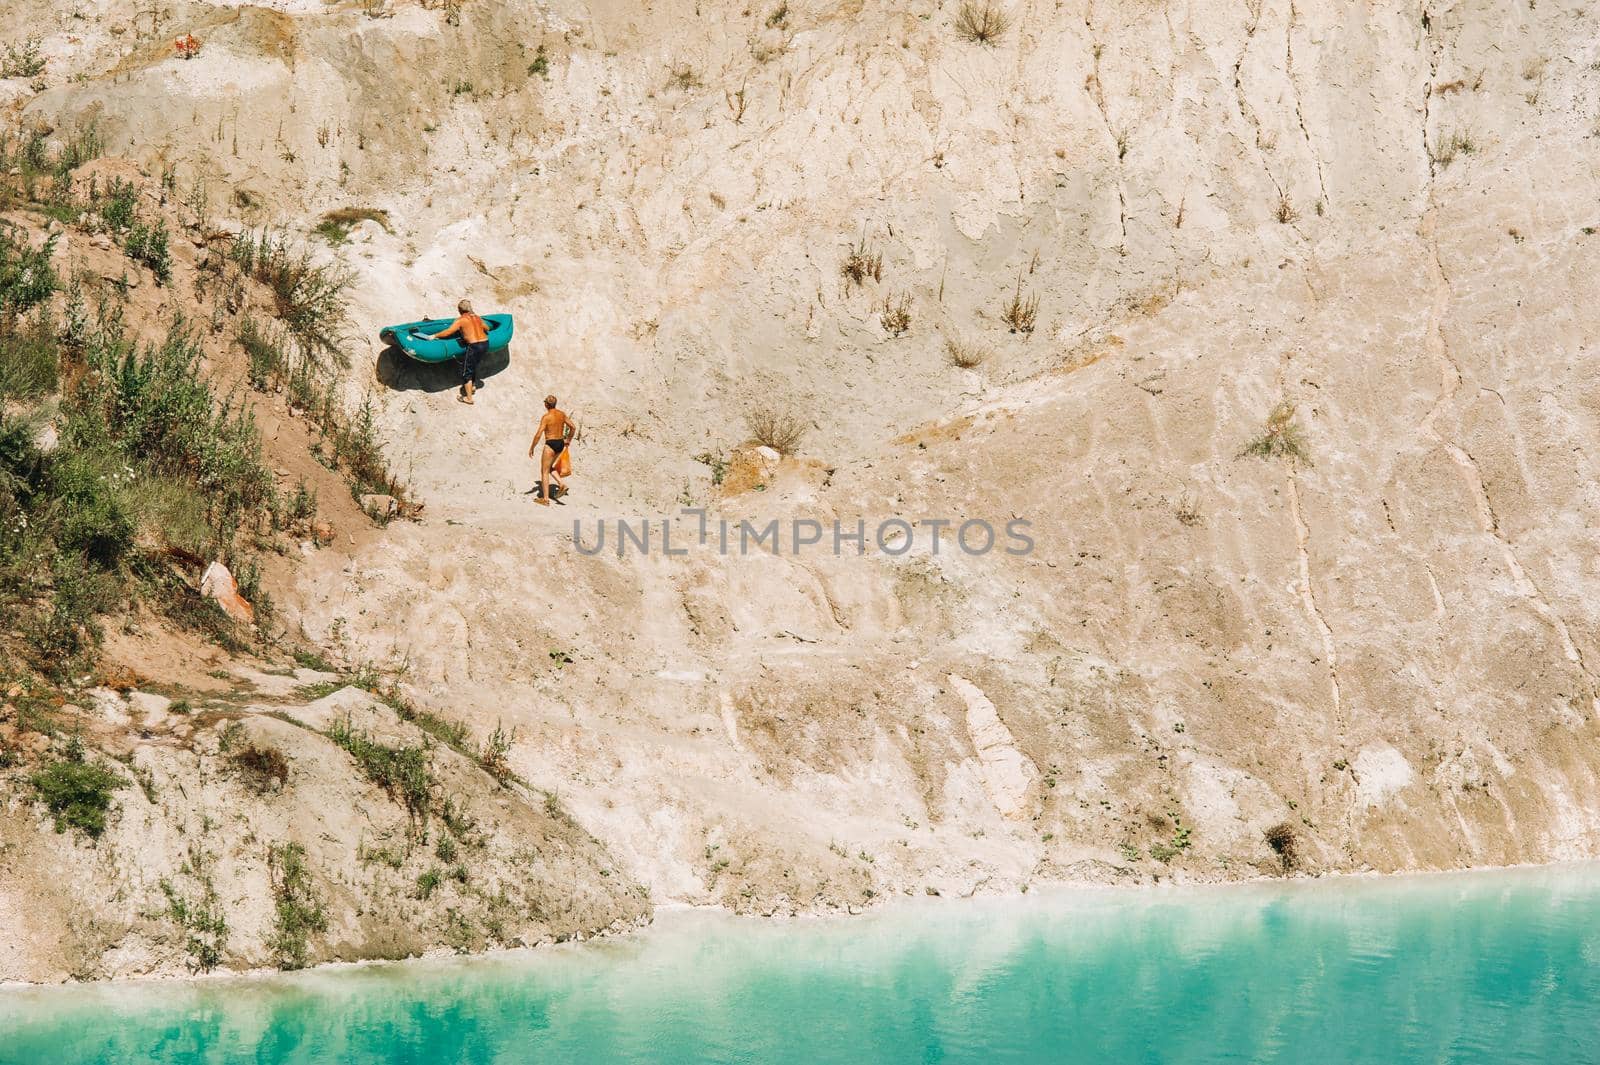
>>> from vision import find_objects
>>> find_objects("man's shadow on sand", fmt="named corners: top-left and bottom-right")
top-left (375, 343), bottom-right (512, 394)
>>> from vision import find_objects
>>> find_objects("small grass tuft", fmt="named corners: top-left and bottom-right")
top-left (312, 207), bottom-right (390, 245)
top-left (230, 744), bottom-right (290, 793)
top-left (944, 336), bottom-right (990, 369)
top-left (479, 720), bottom-right (515, 783)
top-left (1430, 129), bottom-right (1477, 168)
top-left (1000, 275), bottom-right (1039, 334)
top-left (1, 37), bottom-right (46, 79)
top-left (841, 237), bottom-right (882, 288)
top-left (667, 64), bottom-right (703, 91)
top-left (1241, 399), bottom-right (1312, 465)
top-left (879, 292), bottom-right (912, 336)
top-left (1148, 818), bottom-right (1192, 863)
top-left (693, 451), bottom-right (728, 486)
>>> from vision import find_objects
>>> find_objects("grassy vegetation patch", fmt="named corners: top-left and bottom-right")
top-left (29, 738), bottom-right (125, 838)
top-left (2, 216), bottom-right (281, 675)
top-left (229, 229), bottom-right (353, 361)
top-left (328, 714), bottom-right (433, 825)
top-left (0, 124), bottom-right (408, 688)
top-left (161, 845), bottom-right (229, 972)
top-left (268, 841), bottom-right (327, 970)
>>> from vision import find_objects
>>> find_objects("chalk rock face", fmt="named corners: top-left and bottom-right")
top-left (200, 561), bottom-right (255, 625)
top-left (950, 674), bottom-right (1038, 821)
top-left (16, 0), bottom-right (1600, 952)
top-left (1353, 745), bottom-right (1416, 811)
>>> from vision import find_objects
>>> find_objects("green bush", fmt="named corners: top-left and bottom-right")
top-left (30, 741), bottom-right (125, 838)
top-left (0, 226), bottom-right (56, 318)
top-left (332, 396), bottom-right (398, 496)
top-left (99, 179), bottom-right (138, 233)
top-left (26, 557), bottom-right (117, 669)
top-left (0, 37), bottom-right (46, 79)
top-left (50, 451), bottom-right (135, 567)
top-left (70, 322), bottom-right (276, 548)
top-left (124, 219), bottom-right (172, 285)
top-left (238, 316), bottom-right (287, 391)
top-left (132, 477), bottom-right (212, 558)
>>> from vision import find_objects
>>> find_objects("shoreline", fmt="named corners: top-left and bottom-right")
top-left (7, 857), bottom-right (1596, 994)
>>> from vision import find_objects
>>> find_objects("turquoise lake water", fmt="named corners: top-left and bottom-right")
top-left (4, 865), bottom-right (1600, 1064)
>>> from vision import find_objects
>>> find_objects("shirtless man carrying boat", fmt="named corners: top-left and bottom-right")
top-left (421, 299), bottom-right (489, 405)
top-left (529, 395), bottom-right (576, 505)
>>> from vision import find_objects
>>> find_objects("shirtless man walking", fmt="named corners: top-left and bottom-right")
top-left (529, 395), bottom-right (576, 505)
top-left (422, 299), bottom-right (489, 405)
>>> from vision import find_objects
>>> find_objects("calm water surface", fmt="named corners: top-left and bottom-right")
top-left (3, 865), bottom-right (1599, 1064)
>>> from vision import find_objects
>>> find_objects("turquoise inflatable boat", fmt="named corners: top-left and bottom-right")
top-left (380, 314), bottom-right (514, 364)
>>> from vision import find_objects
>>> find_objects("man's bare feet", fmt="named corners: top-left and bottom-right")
top-left (458, 394), bottom-right (474, 405)
top-left (534, 497), bottom-right (550, 506)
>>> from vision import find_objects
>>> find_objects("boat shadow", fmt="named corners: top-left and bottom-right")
top-left (375, 343), bottom-right (512, 394)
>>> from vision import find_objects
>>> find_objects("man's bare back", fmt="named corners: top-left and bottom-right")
top-left (536, 408), bottom-right (571, 446)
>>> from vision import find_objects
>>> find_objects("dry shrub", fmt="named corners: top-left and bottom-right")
top-left (667, 64), bottom-right (702, 91)
top-left (1001, 275), bottom-right (1039, 334)
top-left (231, 744), bottom-right (290, 793)
top-left (841, 237), bottom-right (882, 287)
top-left (1275, 195), bottom-right (1296, 224)
top-left (745, 404), bottom-right (808, 455)
top-left (944, 336), bottom-right (989, 368)
top-left (1264, 820), bottom-right (1299, 871)
top-left (321, 206), bottom-right (390, 232)
top-left (879, 292), bottom-right (912, 336)
top-left (955, 1), bottom-right (1011, 44)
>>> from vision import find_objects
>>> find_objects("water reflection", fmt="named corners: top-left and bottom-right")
top-left (3, 865), bottom-right (1598, 1064)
